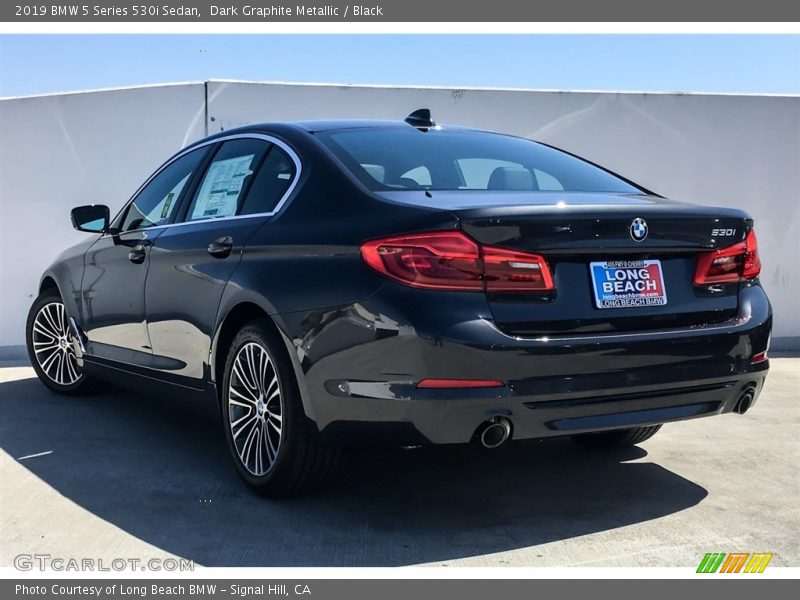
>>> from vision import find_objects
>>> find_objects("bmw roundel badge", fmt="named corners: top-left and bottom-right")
top-left (630, 217), bottom-right (648, 242)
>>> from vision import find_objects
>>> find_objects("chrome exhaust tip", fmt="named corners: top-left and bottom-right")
top-left (477, 417), bottom-right (512, 449)
top-left (735, 391), bottom-right (755, 414)
top-left (735, 383), bottom-right (757, 414)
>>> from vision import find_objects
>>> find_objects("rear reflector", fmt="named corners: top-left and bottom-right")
top-left (694, 230), bottom-right (761, 285)
top-left (416, 378), bottom-right (505, 389)
top-left (361, 231), bottom-right (555, 292)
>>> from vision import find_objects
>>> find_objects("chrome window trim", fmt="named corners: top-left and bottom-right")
top-left (105, 133), bottom-right (302, 237)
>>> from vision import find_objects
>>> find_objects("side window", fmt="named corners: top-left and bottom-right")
top-left (120, 148), bottom-right (207, 232)
top-left (185, 139), bottom-right (270, 222)
top-left (240, 145), bottom-right (297, 216)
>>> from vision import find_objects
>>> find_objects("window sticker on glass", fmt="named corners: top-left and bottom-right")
top-left (160, 192), bottom-right (175, 219)
top-left (191, 154), bottom-right (255, 220)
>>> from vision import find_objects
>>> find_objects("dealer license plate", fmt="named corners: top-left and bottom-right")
top-left (590, 259), bottom-right (667, 309)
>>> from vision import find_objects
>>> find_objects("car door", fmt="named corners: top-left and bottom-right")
top-left (144, 136), bottom-right (299, 384)
top-left (81, 147), bottom-right (209, 367)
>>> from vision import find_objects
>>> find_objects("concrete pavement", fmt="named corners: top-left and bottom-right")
top-left (1, 358), bottom-right (798, 568)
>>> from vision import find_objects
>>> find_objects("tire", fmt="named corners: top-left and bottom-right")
top-left (221, 319), bottom-right (340, 496)
top-left (26, 290), bottom-right (95, 395)
top-left (571, 425), bottom-right (662, 449)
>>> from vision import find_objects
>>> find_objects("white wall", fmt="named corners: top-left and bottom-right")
top-left (0, 83), bottom-right (207, 350)
top-left (1, 80), bottom-right (798, 350)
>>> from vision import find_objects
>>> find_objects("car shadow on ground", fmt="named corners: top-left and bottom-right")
top-left (0, 374), bottom-right (708, 566)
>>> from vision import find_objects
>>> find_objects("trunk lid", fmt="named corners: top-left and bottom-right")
top-left (380, 191), bottom-right (751, 336)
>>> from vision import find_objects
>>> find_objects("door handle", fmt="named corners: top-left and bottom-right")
top-left (207, 236), bottom-right (233, 258)
top-left (128, 244), bottom-right (148, 264)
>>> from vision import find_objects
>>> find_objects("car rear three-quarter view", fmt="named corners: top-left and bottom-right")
top-left (27, 110), bottom-right (772, 496)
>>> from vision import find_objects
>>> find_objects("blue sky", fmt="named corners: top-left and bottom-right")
top-left (1, 35), bottom-right (798, 97)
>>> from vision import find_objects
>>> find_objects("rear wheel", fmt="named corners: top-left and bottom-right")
top-left (571, 425), bottom-right (662, 448)
top-left (26, 290), bottom-right (94, 394)
top-left (221, 319), bottom-right (340, 496)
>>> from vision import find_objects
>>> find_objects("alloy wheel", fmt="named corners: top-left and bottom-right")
top-left (227, 342), bottom-right (284, 476)
top-left (32, 302), bottom-right (82, 386)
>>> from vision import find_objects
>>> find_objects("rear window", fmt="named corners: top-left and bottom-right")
top-left (317, 127), bottom-right (641, 194)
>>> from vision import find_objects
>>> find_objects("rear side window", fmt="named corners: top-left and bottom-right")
top-left (239, 145), bottom-right (297, 216)
top-left (184, 138), bottom-right (297, 221)
top-left (186, 139), bottom-right (269, 222)
top-left (317, 127), bottom-right (641, 194)
top-left (120, 147), bottom-right (207, 232)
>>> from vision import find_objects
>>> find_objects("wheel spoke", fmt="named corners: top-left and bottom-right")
top-left (231, 412), bottom-right (257, 440)
top-left (59, 304), bottom-right (69, 335)
top-left (233, 356), bottom-right (258, 395)
top-left (51, 352), bottom-right (63, 384)
top-left (50, 304), bottom-right (65, 336)
top-left (230, 385), bottom-right (258, 405)
top-left (265, 383), bottom-right (281, 415)
top-left (266, 384), bottom-right (280, 403)
top-left (230, 407), bottom-right (254, 427)
top-left (33, 321), bottom-right (58, 341)
top-left (40, 305), bottom-right (60, 336)
top-left (265, 427), bottom-right (278, 462)
top-left (246, 345), bottom-right (261, 394)
top-left (258, 350), bottom-right (271, 393)
top-left (229, 396), bottom-right (254, 410)
top-left (57, 352), bottom-right (66, 384)
top-left (34, 343), bottom-right (59, 354)
top-left (239, 423), bottom-right (258, 470)
top-left (40, 349), bottom-right (59, 376)
top-left (267, 415), bottom-right (282, 435)
top-left (254, 425), bottom-right (264, 475)
top-left (265, 374), bottom-right (279, 398)
top-left (65, 355), bottom-right (80, 382)
top-left (248, 426), bottom-right (259, 475)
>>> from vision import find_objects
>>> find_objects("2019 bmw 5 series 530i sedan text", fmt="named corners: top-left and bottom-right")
top-left (27, 110), bottom-right (771, 496)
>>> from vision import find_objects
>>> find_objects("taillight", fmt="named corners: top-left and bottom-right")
top-left (483, 246), bottom-right (555, 291)
top-left (694, 230), bottom-right (761, 285)
top-left (742, 230), bottom-right (762, 279)
top-left (361, 231), bottom-right (555, 292)
top-left (360, 232), bottom-right (482, 290)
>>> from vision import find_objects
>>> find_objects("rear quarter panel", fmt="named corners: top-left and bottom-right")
top-left (210, 132), bottom-right (462, 394)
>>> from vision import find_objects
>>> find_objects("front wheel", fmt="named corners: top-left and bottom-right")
top-left (221, 319), bottom-right (340, 496)
top-left (26, 290), bottom-right (94, 394)
top-left (571, 425), bottom-right (662, 448)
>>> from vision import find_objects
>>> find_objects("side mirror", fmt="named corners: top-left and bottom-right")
top-left (71, 205), bottom-right (110, 233)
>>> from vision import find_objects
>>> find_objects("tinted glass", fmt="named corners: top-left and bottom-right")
top-left (186, 139), bottom-right (271, 222)
top-left (121, 148), bottom-right (207, 231)
top-left (318, 128), bottom-right (641, 194)
top-left (239, 145), bottom-right (297, 216)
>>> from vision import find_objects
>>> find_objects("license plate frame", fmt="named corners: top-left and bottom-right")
top-left (590, 259), bottom-right (668, 309)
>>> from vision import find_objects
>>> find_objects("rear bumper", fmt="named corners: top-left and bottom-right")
top-left (279, 283), bottom-right (772, 446)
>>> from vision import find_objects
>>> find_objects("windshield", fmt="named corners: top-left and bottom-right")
top-left (317, 127), bottom-right (643, 194)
